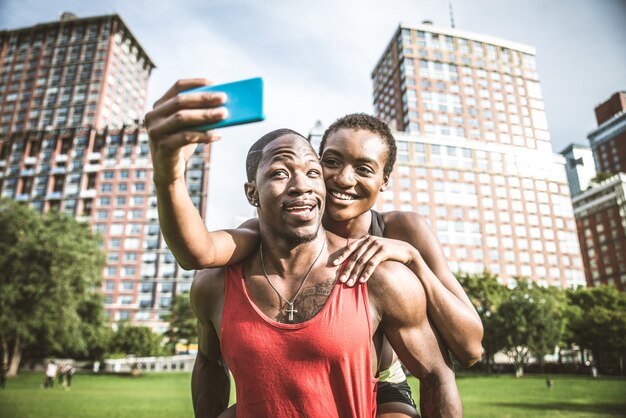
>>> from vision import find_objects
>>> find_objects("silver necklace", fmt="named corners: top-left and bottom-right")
top-left (259, 239), bottom-right (326, 322)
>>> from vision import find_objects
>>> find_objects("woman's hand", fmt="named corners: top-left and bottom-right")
top-left (333, 235), bottom-right (420, 286)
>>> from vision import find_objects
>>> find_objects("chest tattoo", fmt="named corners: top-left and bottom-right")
top-left (275, 278), bottom-right (336, 323)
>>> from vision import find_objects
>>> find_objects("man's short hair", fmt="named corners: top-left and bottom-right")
top-left (246, 128), bottom-right (308, 182)
top-left (319, 113), bottom-right (397, 178)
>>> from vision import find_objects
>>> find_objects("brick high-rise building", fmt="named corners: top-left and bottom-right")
top-left (588, 92), bottom-right (626, 176)
top-left (0, 13), bottom-right (154, 135)
top-left (0, 126), bottom-right (211, 331)
top-left (568, 92), bottom-right (626, 292)
top-left (0, 14), bottom-right (211, 331)
top-left (572, 173), bottom-right (626, 291)
top-left (369, 22), bottom-right (585, 287)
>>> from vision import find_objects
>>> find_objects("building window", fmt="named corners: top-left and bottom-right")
top-left (120, 281), bottom-right (134, 291)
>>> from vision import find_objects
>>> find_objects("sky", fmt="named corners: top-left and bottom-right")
top-left (2, 0), bottom-right (625, 228)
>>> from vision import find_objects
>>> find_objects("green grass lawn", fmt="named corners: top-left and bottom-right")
top-left (0, 372), bottom-right (624, 417)
top-left (410, 375), bottom-right (626, 418)
top-left (0, 372), bottom-right (194, 418)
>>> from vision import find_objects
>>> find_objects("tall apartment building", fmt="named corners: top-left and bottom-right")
top-left (0, 126), bottom-right (211, 331)
top-left (0, 14), bottom-right (210, 331)
top-left (569, 92), bottom-right (626, 291)
top-left (0, 13), bottom-right (154, 134)
top-left (571, 174), bottom-right (626, 291)
top-left (559, 143), bottom-right (596, 197)
top-left (588, 91), bottom-right (626, 175)
top-left (369, 22), bottom-right (585, 287)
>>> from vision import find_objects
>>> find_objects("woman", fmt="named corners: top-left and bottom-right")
top-left (316, 113), bottom-right (482, 417)
top-left (147, 80), bottom-right (483, 417)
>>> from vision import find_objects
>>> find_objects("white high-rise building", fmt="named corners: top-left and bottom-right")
top-left (369, 22), bottom-right (585, 287)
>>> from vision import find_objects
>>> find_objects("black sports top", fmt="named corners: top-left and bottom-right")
top-left (368, 210), bottom-right (386, 238)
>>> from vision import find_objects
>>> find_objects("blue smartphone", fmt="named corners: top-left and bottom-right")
top-left (179, 77), bottom-right (265, 131)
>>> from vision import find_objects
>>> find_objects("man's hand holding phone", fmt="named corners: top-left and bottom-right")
top-left (145, 77), bottom-right (264, 186)
top-left (145, 78), bottom-right (228, 187)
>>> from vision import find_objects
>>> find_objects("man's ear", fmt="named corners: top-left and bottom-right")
top-left (380, 176), bottom-right (389, 192)
top-left (244, 181), bottom-right (260, 207)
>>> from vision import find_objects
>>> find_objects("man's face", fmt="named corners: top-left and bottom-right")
top-left (252, 134), bottom-right (326, 245)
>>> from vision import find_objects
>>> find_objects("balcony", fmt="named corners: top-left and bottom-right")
top-left (84, 163), bottom-right (101, 172)
top-left (50, 166), bottom-right (67, 175)
top-left (15, 194), bottom-right (30, 202)
top-left (88, 152), bottom-right (101, 161)
top-left (46, 191), bottom-right (63, 200)
top-left (0, 160), bottom-right (5, 167)
top-left (56, 154), bottom-right (68, 162)
top-left (20, 168), bottom-right (35, 176)
top-left (80, 189), bottom-right (97, 198)
top-left (24, 157), bottom-right (37, 165)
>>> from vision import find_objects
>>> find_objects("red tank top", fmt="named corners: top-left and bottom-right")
top-left (220, 264), bottom-right (377, 418)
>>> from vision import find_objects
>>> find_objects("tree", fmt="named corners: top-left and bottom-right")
top-left (0, 199), bottom-right (105, 376)
top-left (567, 286), bottom-right (626, 375)
top-left (456, 270), bottom-right (509, 369)
top-left (494, 280), bottom-right (567, 376)
top-left (163, 293), bottom-right (197, 353)
top-left (74, 293), bottom-right (114, 361)
top-left (524, 284), bottom-right (568, 371)
top-left (109, 323), bottom-right (166, 357)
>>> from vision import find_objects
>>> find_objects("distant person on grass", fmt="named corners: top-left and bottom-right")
top-left (42, 361), bottom-right (57, 389)
top-left (65, 364), bottom-right (76, 389)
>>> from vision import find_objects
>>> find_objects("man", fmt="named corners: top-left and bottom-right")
top-left (65, 364), bottom-right (76, 389)
top-left (43, 360), bottom-right (57, 389)
top-left (146, 80), bottom-right (461, 417)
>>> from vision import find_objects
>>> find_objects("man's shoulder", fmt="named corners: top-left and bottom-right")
top-left (193, 266), bottom-right (227, 289)
top-left (190, 267), bottom-right (228, 320)
top-left (367, 261), bottom-right (421, 294)
top-left (367, 261), bottom-right (426, 320)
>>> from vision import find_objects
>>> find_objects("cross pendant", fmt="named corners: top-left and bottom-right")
top-left (286, 304), bottom-right (298, 321)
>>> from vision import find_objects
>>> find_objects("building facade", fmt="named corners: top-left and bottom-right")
top-left (572, 174), bottom-right (626, 291)
top-left (0, 126), bottom-right (211, 331)
top-left (369, 23), bottom-right (585, 287)
top-left (559, 143), bottom-right (597, 197)
top-left (567, 92), bottom-right (626, 291)
top-left (0, 14), bottom-right (210, 331)
top-left (0, 13), bottom-right (154, 135)
top-left (588, 92), bottom-right (626, 176)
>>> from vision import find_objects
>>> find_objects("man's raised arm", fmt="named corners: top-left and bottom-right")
top-left (190, 269), bottom-right (229, 418)
top-left (145, 79), bottom-right (258, 269)
top-left (370, 262), bottom-right (462, 418)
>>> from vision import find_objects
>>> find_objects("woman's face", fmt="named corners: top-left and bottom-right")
top-left (320, 128), bottom-right (389, 222)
